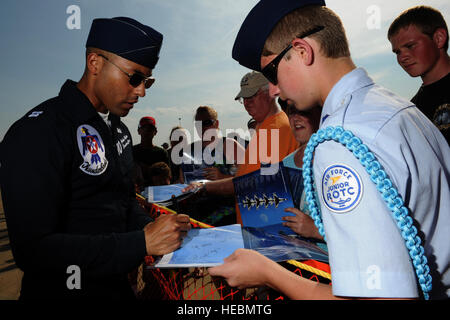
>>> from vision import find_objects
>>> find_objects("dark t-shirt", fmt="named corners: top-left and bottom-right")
top-left (132, 144), bottom-right (169, 166)
top-left (168, 147), bottom-right (182, 183)
top-left (411, 73), bottom-right (450, 145)
top-left (132, 144), bottom-right (169, 187)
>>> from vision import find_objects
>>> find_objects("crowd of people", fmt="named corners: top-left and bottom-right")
top-left (0, 0), bottom-right (448, 301)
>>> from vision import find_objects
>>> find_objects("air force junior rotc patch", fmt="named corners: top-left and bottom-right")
top-left (77, 125), bottom-right (108, 175)
top-left (322, 164), bottom-right (363, 213)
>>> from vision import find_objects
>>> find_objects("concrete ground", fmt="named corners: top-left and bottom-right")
top-left (0, 190), bottom-right (23, 300)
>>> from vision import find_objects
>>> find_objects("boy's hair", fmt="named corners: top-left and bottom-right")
top-left (388, 6), bottom-right (449, 51)
top-left (195, 106), bottom-right (218, 121)
top-left (263, 5), bottom-right (350, 59)
top-left (170, 125), bottom-right (183, 139)
top-left (149, 162), bottom-right (172, 180)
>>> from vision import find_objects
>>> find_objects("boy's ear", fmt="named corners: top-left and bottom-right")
top-left (291, 38), bottom-right (314, 66)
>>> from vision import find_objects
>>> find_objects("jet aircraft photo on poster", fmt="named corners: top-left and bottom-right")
top-left (233, 163), bottom-right (296, 236)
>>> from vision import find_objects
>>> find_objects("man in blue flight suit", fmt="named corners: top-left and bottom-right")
top-left (209, 0), bottom-right (449, 299)
top-left (0, 17), bottom-right (191, 299)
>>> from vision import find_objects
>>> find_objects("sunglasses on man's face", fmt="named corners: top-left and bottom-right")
top-left (261, 26), bottom-right (325, 85)
top-left (98, 54), bottom-right (155, 89)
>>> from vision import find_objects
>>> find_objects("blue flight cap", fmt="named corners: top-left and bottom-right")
top-left (232, 0), bottom-right (326, 71)
top-left (86, 17), bottom-right (163, 70)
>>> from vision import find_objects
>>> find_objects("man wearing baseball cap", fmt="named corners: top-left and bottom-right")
top-left (209, 0), bottom-right (450, 300)
top-left (234, 71), bottom-right (269, 101)
top-left (139, 116), bottom-right (157, 128)
top-left (133, 116), bottom-right (169, 190)
top-left (234, 71), bottom-right (297, 179)
top-left (182, 71), bottom-right (297, 225)
top-left (0, 17), bottom-right (190, 299)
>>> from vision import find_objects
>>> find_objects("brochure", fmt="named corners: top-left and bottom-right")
top-left (151, 224), bottom-right (328, 268)
top-left (153, 224), bottom-right (244, 268)
top-left (283, 166), bottom-right (304, 209)
top-left (180, 151), bottom-right (210, 184)
top-left (150, 162), bottom-right (328, 268)
top-left (233, 162), bottom-right (297, 236)
top-left (180, 149), bottom-right (232, 184)
top-left (143, 183), bottom-right (198, 207)
top-left (242, 227), bottom-right (328, 263)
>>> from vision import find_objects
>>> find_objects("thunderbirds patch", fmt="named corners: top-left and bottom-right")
top-left (76, 125), bottom-right (108, 175)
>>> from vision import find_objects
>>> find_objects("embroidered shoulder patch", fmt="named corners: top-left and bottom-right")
top-left (76, 125), bottom-right (108, 175)
top-left (321, 164), bottom-right (363, 213)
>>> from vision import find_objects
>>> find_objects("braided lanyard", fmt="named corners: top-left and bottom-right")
top-left (302, 125), bottom-right (432, 300)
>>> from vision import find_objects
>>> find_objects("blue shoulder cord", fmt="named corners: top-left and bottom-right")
top-left (302, 126), bottom-right (432, 300)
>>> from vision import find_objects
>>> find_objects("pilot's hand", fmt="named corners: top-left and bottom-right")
top-left (143, 213), bottom-right (191, 256)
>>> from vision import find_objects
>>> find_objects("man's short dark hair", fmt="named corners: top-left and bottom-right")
top-left (388, 6), bottom-right (449, 51)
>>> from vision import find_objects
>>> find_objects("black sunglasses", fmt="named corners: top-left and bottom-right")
top-left (98, 54), bottom-right (155, 89)
top-left (261, 26), bottom-right (325, 85)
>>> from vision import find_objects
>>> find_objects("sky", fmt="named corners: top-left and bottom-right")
top-left (0, 0), bottom-right (449, 147)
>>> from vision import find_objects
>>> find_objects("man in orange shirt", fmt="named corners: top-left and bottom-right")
top-left (183, 71), bottom-right (298, 224)
top-left (235, 72), bottom-right (298, 176)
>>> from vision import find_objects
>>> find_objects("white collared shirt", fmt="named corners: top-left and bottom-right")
top-left (98, 111), bottom-right (111, 128)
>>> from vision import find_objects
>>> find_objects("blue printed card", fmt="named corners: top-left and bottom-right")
top-left (153, 224), bottom-right (244, 268)
top-left (233, 162), bottom-right (296, 236)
